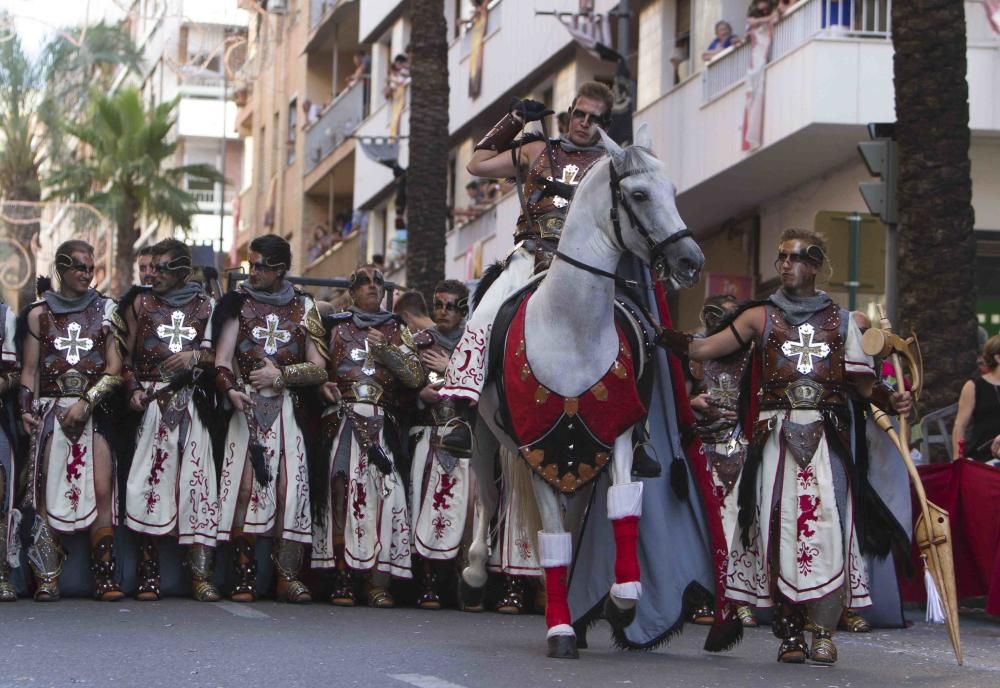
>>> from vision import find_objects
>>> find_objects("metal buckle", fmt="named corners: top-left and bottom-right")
top-left (351, 380), bottom-right (384, 405)
top-left (784, 379), bottom-right (824, 409)
top-left (55, 371), bottom-right (89, 397)
top-left (538, 217), bottom-right (564, 240)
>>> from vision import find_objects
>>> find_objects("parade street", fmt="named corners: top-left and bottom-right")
top-left (1, 602), bottom-right (997, 688)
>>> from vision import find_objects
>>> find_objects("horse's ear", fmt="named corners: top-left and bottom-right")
top-left (634, 122), bottom-right (653, 152)
top-left (598, 127), bottom-right (626, 172)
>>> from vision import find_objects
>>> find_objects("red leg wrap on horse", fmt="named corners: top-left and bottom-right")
top-left (543, 565), bottom-right (571, 629)
top-left (612, 516), bottom-right (641, 583)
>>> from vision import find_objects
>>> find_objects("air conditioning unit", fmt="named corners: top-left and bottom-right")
top-left (268, 0), bottom-right (288, 14)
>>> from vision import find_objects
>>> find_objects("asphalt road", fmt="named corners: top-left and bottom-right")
top-left (0, 601), bottom-right (997, 688)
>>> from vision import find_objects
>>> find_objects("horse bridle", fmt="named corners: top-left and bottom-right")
top-left (554, 157), bottom-right (694, 287)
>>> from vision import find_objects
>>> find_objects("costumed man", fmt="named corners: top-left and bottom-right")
top-left (440, 81), bottom-right (613, 434)
top-left (407, 281), bottom-right (472, 608)
top-left (0, 298), bottom-right (19, 601)
top-left (18, 240), bottom-right (125, 601)
top-left (214, 234), bottom-right (328, 603)
top-left (120, 239), bottom-right (220, 601)
top-left (313, 264), bottom-right (423, 607)
top-left (136, 246), bottom-right (156, 287)
top-left (660, 228), bottom-right (912, 664)
top-left (688, 294), bottom-right (758, 628)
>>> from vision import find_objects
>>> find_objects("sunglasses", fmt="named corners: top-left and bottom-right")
top-left (249, 261), bottom-right (281, 273)
top-left (570, 108), bottom-right (610, 127)
top-left (67, 262), bottom-right (95, 275)
top-left (775, 251), bottom-right (820, 268)
top-left (151, 262), bottom-right (184, 274)
top-left (433, 299), bottom-right (464, 313)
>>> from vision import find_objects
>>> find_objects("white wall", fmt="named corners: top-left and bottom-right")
top-left (972, 138), bottom-right (1000, 230)
top-left (360, 0), bottom-right (406, 43)
top-left (181, 0), bottom-right (249, 27)
top-left (177, 97), bottom-right (239, 139)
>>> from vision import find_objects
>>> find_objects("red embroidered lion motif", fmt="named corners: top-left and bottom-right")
top-left (797, 494), bottom-right (820, 539)
top-left (432, 473), bottom-right (457, 513)
top-left (67, 443), bottom-right (87, 482)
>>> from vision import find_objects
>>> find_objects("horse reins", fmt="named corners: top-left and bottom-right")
top-left (554, 156), bottom-right (694, 286)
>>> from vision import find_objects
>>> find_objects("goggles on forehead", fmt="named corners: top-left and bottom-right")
top-left (433, 297), bottom-right (468, 314)
top-left (55, 254), bottom-right (95, 274)
top-left (350, 269), bottom-right (385, 288)
top-left (775, 245), bottom-right (824, 268)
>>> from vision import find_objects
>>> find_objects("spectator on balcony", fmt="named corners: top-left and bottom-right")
top-left (346, 49), bottom-right (371, 89)
top-left (702, 20), bottom-right (741, 62)
top-left (384, 54), bottom-right (411, 100)
top-left (308, 222), bottom-right (335, 263)
top-left (952, 334), bottom-right (1000, 463)
top-left (302, 98), bottom-right (322, 126)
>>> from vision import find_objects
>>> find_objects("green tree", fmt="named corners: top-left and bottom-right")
top-left (48, 88), bottom-right (223, 292)
top-left (892, 1), bottom-right (978, 423)
top-left (405, 0), bottom-right (449, 300)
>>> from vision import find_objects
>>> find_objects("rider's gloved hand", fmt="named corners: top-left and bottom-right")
top-left (510, 98), bottom-right (554, 123)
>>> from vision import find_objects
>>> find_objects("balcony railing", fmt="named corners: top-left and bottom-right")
top-left (304, 80), bottom-right (367, 175)
top-left (310, 0), bottom-right (352, 32)
top-left (702, 0), bottom-right (892, 102)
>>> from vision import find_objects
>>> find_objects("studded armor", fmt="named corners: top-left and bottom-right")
top-left (760, 304), bottom-right (848, 411)
top-left (516, 143), bottom-right (605, 241)
top-left (328, 317), bottom-right (422, 410)
top-left (132, 292), bottom-right (213, 381)
top-left (412, 328), bottom-right (460, 426)
top-left (234, 295), bottom-right (308, 376)
top-left (37, 298), bottom-right (111, 398)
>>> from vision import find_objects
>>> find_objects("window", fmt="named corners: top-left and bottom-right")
top-left (287, 98), bottom-right (297, 166)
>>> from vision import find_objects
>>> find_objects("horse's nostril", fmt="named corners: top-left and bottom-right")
top-left (680, 257), bottom-right (699, 273)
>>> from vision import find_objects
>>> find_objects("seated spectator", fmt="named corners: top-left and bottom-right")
top-left (302, 98), bottom-right (322, 125)
top-left (952, 334), bottom-right (1000, 462)
top-left (702, 20), bottom-right (741, 62)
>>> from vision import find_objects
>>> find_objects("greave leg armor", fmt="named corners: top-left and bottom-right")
top-left (329, 545), bottom-right (355, 606)
top-left (417, 558), bottom-right (441, 610)
top-left (136, 539), bottom-right (161, 601)
top-left (90, 527), bottom-right (125, 602)
top-left (0, 519), bottom-right (17, 602)
top-left (773, 603), bottom-right (809, 663)
top-left (27, 517), bottom-right (64, 602)
top-left (231, 529), bottom-right (257, 602)
top-left (272, 539), bottom-right (311, 603)
top-left (188, 544), bottom-right (221, 602)
top-left (806, 591), bottom-right (844, 664)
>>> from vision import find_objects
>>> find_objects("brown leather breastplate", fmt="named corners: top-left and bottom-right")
top-left (412, 327), bottom-right (458, 425)
top-left (760, 304), bottom-right (848, 410)
top-left (329, 319), bottom-right (405, 408)
top-left (133, 293), bottom-right (213, 381)
top-left (234, 295), bottom-right (307, 374)
top-left (38, 299), bottom-right (110, 396)
top-left (517, 144), bottom-right (605, 236)
top-left (698, 346), bottom-right (752, 441)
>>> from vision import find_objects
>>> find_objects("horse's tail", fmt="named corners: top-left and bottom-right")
top-left (498, 446), bottom-right (542, 560)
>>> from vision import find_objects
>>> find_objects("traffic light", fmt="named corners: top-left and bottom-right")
top-left (858, 122), bottom-right (898, 225)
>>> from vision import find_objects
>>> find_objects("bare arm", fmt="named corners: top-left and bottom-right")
top-left (467, 140), bottom-right (545, 179)
top-left (214, 316), bottom-right (238, 372)
top-left (951, 379), bottom-right (976, 460)
top-left (688, 307), bottom-right (763, 362)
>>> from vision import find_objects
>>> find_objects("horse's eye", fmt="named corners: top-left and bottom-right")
top-left (631, 190), bottom-right (648, 202)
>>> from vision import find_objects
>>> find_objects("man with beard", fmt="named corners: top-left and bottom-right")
top-left (136, 246), bottom-right (156, 287)
top-left (214, 234), bottom-right (328, 603)
top-left (407, 280), bottom-right (471, 608)
top-left (120, 239), bottom-right (219, 601)
top-left (19, 240), bottom-right (125, 601)
top-left (661, 228), bottom-right (912, 664)
top-left (312, 264), bottom-right (424, 608)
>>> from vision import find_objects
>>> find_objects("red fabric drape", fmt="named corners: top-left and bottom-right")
top-left (898, 460), bottom-right (1000, 616)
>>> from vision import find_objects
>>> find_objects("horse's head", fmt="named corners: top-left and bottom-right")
top-left (595, 124), bottom-right (704, 290)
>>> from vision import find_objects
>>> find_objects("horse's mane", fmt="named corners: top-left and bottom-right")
top-left (616, 145), bottom-right (661, 178)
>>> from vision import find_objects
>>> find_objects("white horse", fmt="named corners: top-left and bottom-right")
top-left (460, 124), bottom-right (704, 659)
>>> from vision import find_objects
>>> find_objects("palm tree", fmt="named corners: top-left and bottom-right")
top-left (405, 0), bottom-right (449, 300)
top-left (892, 1), bottom-right (978, 425)
top-left (47, 88), bottom-right (223, 292)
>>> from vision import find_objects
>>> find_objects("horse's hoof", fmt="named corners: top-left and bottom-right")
top-left (573, 621), bottom-right (589, 649)
top-left (547, 634), bottom-right (579, 659)
top-left (604, 596), bottom-right (637, 631)
top-left (458, 578), bottom-right (485, 612)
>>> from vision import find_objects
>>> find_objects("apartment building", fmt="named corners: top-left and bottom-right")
top-left (235, 1), bottom-right (999, 329)
top-left (121, 0), bottom-right (247, 254)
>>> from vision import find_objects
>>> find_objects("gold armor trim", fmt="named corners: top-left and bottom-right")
top-left (85, 374), bottom-right (125, 408)
top-left (784, 378), bottom-right (825, 409)
top-left (55, 371), bottom-right (89, 397)
top-left (305, 304), bottom-right (329, 361)
top-left (399, 324), bottom-right (416, 350)
top-left (111, 308), bottom-right (128, 358)
top-left (351, 380), bottom-right (384, 404)
top-left (279, 362), bottom-right (328, 388)
top-left (371, 335), bottom-right (424, 389)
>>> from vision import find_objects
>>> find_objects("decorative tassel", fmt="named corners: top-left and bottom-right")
top-left (36, 275), bottom-right (52, 297)
top-left (669, 456), bottom-right (689, 501)
top-left (924, 568), bottom-right (946, 624)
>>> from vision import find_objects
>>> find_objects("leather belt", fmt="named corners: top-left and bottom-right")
top-left (759, 379), bottom-right (848, 411)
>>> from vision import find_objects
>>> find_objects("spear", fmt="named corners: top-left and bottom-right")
top-left (863, 306), bottom-right (962, 665)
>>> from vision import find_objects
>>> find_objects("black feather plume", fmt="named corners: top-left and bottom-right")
top-left (670, 455), bottom-right (689, 501)
top-left (36, 276), bottom-right (52, 297)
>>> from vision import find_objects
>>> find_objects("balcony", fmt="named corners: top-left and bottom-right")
top-left (446, 192), bottom-right (519, 279)
top-left (352, 94), bottom-right (409, 210)
top-left (310, 0), bottom-right (353, 32)
top-left (177, 97), bottom-right (238, 139)
top-left (359, 0), bottom-right (406, 44)
top-left (303, 230), bottom-right (361, 280)
top-left (303, 80), bottom-right (367, 177)
top-left (635, 0), bottom-right (999, 233)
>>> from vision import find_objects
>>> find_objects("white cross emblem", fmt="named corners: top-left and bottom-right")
top-left (350, 340), bottom-right (376, 375)
top-left (549, 163), bottom-right (581, 209)
top-left (156, 310), bottom-right (197, 353)
top-left (54, 322), bottom-right (94, 365)
top-left (252, 313), bottom-right (291, 355)
top-left (781, 323), bottom-right (830, 374)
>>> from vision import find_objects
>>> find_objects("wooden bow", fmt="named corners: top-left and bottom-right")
top-left (863, 306), bottom-right (962, 665)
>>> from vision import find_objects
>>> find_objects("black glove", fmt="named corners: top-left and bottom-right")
top-left (541, 177), bottom-right (576, 200)
top-left (656, 328), bottom-right (693, 356)
top-left (510, 98), bottom-right (554, 123)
